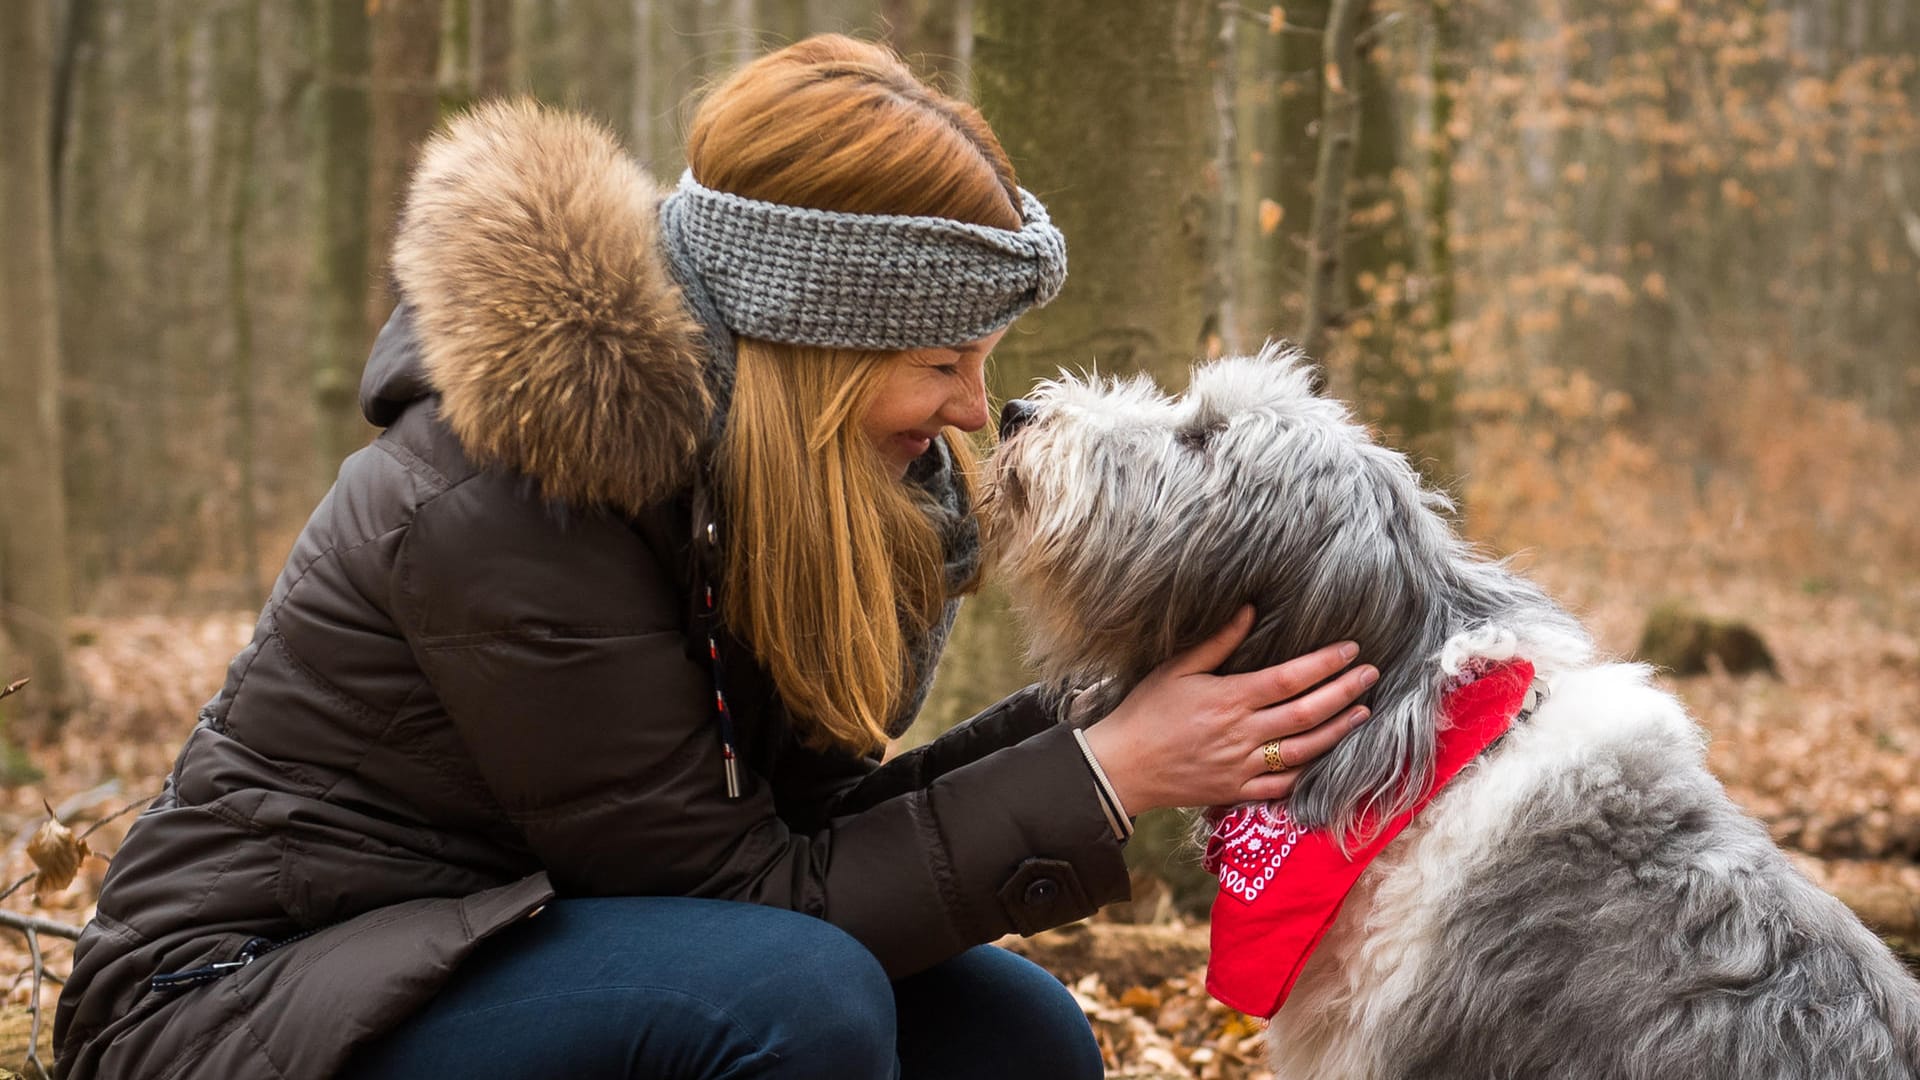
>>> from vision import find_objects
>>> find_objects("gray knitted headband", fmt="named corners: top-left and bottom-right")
top-left (658, 169), bottom-right (1067, 351)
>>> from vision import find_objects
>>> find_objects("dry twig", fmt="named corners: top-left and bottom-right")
top-left (77, 795), bottom-right (148, 842)
top-left (0, 912), bottom-right (79, 942)
top-left (23, 929), bottom-right (46, 1080)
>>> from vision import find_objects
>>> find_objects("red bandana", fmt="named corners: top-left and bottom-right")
top-left (1203, 660), bottom-right (1536, 1018)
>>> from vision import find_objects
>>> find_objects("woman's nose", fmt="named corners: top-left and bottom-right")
top-left (944, 375), bottom-right (992, 433)
top-left (999, 399), bottom-right (1037, 440)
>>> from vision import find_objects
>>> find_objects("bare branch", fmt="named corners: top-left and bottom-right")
top-left (0, 909), bottom-right (82, 940)
top-left (0, 871), bottom-right (37, 905)
top-left (1, 677), bottom-right (29, 701)
top-left (26, 927), bottom-right (49, 1079)
top-left (78, 793), bottom-right (150, 841)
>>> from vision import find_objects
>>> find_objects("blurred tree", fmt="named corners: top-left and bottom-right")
top-left (1271, 1), bottom-right (1331, 344)
top-left (975, 0), bottom-right (1218, 387)
top-left (13, 0), bottom-right (1919, 703)
top-left (913, 0), bottom-right (1217, 733)
top-left (1300, 0), bottom-right (1367, 364)
top-left (1340, 8), bottom-right (1452, 481)
top-left (1226, 2), bottom-right (1327, 350)
top-left (472, 0), bottom-right (515, 98)
top-left (755, 0), bottom-right (811, 46)
top-left (634, 0), bottom-right (717, 173)
top-left (368, 0), bottom-right (445, 337)
top-left (1213, 8), bottom-right (1242, 355)
top-left (0, 0), bottom-right (76, 728)
top-left (217, 0), bottom-right (265, 601)
top-left (882, 0), bottom-right (971, 93)
top-left (1417, 0), bottom-right (1460, 442)
top-left (49, 0), bottom-right (97, 227)
top-left (309, 0), bottom-right (376, 490)
top-left (548, 0), bottom-right (640, 133)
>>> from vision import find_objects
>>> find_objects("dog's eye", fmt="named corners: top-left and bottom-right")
top-left (1177, 422), bottom-right (1225, 451)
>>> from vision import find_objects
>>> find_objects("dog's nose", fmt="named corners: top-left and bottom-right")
top-left (1000, 398), bottom-right (1038, 440)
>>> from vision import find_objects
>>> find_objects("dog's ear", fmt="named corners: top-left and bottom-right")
top-left (1186, 344), bottom-right (1321, 426)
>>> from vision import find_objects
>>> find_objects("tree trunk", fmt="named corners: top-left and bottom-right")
top-left (564, 0), bottom-right (639, 135)
top-left (881, 0), bottom-right (967, 92)
top-left (1408, 0), bottom-right (1461, 482)
top-left (1424, 0), bottom-right (1456, 340)
top-left (755, 0), bottom-right (810, 47)
top-left (974, 0), bottom-right (1218, 387)
top-left (1340, 16), bottom-right (1450, 479)
top-left (218, 0), bottom-right (265, 601)
top-left (310, 0), bottom-right (375, 491)
top-left (368, 0), bottom-right (444, 338)
top-left (0, 0), bottom-right (76, 728)
top-left (1211, 8), bottom-right (1240, 356)
top-left (1267, 0), bottom-right (1331, 345)
top-left (912, 0), bottom-right (1217, 740)
top-left (635, 0), bottom-right (713, 174)
top-left (1299, 0), bottom-right (1367, 367)
top-left (49, 0), bottom-right (96, 227)
top-left (471, 0), bottom-right (513, 98)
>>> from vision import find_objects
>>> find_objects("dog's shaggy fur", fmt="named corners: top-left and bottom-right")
top-left (987, 348), bottom-right (1920, 1078)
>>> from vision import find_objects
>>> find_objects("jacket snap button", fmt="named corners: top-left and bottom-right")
top-left (1023, 878), bottom-right (1058, 906)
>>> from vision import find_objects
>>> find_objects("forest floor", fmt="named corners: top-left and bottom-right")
top-left (1, 558), bottom-right (1916, 1077)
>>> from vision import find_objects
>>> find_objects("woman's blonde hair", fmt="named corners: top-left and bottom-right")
top-left (686, 35), bottom-right (1019, 753)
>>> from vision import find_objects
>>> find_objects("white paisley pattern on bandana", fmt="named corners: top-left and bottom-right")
top-left (1204, 803), bottom-right (1305, 906)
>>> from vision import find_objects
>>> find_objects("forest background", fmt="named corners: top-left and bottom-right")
top-left (2, 0), bottom-right (1918, 1075)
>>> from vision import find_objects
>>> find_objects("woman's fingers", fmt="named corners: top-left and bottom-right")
top-left (1238, 770), bottom-right (1302, 803)
top-left (1236, 704), bottom-right (1370, 801)
top-left (1249, 703), bottom-right (1369, 771)
top-left (1250, 662), bottom-right (1377, 741)
top-left (1225, 639), bottom-right (1362, 708)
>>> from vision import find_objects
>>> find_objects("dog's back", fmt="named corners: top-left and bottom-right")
top-left (1269, 663), bottom-right (1920, 1080)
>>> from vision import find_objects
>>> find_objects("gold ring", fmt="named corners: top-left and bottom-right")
top-left (1261, 739), bottom-right (1288, 773)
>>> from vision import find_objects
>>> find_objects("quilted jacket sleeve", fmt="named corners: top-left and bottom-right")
top-left (824, 686), bottom-right (1066, 816)
top-left (392, 472), bottom-right (1130, 977)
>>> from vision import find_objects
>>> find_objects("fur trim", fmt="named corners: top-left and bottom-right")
top-left (391, 100), bottom-right (711, 516)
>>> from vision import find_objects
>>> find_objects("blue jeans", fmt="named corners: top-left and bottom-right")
top-left (348, 897), bottom-right (1103, 1079)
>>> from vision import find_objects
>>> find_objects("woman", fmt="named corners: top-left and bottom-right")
top-left (54, 36), bottom-right (1375, 1080)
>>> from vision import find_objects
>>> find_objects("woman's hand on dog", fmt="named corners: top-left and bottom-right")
top-left (1080, 606), bottom-right (1375, 814)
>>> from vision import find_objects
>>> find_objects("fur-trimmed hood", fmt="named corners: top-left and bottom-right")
top-left (375, 100), bottom-right (712, 517)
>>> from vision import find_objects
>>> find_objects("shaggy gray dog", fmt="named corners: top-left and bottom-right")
top-left (986, 348), bottom-right (1920, 1079)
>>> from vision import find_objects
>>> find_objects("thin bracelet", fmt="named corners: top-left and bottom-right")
top-left (1071, 728), bottom-right (1134, 841)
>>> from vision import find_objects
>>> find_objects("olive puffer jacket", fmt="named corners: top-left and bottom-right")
top-left (54, 102), bottom-right (1129, 1080)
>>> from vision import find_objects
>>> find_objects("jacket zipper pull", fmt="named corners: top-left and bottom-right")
top-left (147, 937), bottom-right (269, 993)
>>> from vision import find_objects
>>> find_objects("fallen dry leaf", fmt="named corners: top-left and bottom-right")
top-left (26, 805), bottom-right (89, 900)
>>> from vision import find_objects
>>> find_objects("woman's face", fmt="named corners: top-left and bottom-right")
top-left (861, 329), bottom-right (1006, 479)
